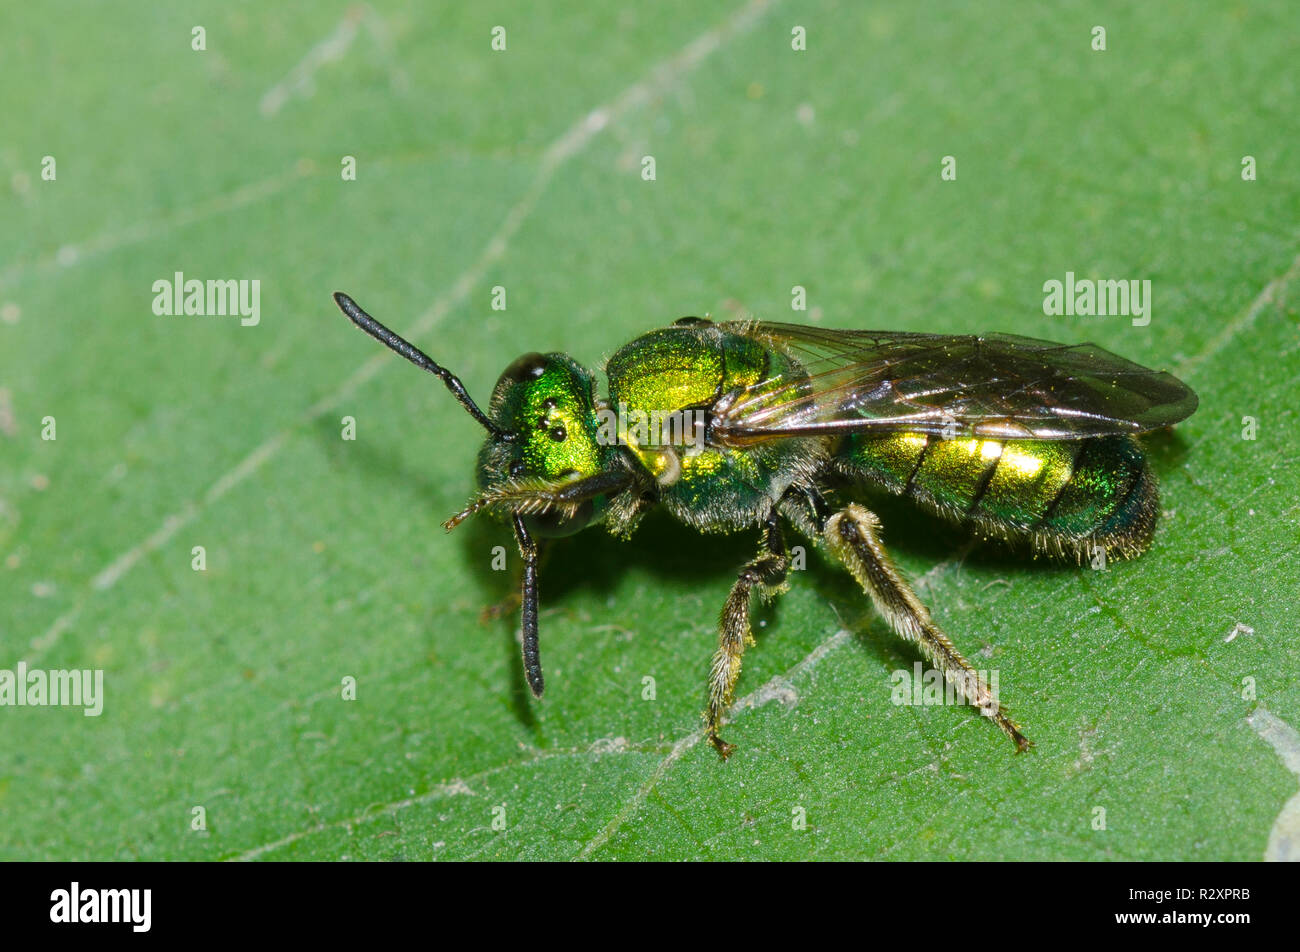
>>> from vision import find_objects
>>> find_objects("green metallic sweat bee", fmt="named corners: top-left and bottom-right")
top-left (333, 292), bottom-right (1197, 758)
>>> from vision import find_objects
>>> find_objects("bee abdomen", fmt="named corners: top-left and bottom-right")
top-left (837, 433), bottom-right (1157, 562)
top-left (1026, 436), bottom-right (1158, 562)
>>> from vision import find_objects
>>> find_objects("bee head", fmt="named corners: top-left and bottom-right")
top-left (475, 352), bottom-right (606, 536)
top-left (332, 293), bottom-right (609, 536)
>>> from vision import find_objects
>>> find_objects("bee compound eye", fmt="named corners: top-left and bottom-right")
top-left (502, 352), bottom-right (549, 383)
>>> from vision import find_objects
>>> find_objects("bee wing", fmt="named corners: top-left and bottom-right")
top-left (711, 321), bottom-right (1198, 444)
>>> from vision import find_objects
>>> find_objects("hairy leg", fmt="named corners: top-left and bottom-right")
top-left (707, 512), bottom-right (790, 759)
top-left (443, 469), bottom-right (633, 530)
top-left (823, 502), bottom-right (1030, 752)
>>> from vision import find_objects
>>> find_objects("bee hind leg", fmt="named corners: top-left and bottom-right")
top-left (706, 510), bottom-right (790, 760)
top-left (822, 502), bottom-right (1030, 752)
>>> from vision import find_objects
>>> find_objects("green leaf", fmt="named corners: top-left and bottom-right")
top-left (2, 0), bottom-right (1297, 861)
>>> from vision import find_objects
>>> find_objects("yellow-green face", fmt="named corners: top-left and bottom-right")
top-left (476, 352), bottom-right (606, 489)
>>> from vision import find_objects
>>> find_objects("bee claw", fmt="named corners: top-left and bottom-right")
top-left (708, 732), bottom-right (735, 760)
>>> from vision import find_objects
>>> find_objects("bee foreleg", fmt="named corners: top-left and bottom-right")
top-left (823, 503), bottom-right (1031, 752)
top-left (444, 469), bottom-right (633, 530)
top-left (706, 512), bottom-right (789, 759)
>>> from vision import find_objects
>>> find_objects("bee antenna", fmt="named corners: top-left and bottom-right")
top-left (333, 292), bottom-right (513, 440)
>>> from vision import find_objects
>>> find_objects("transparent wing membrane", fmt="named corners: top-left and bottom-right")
top-left (712, 322), bottom-right (1198, 445)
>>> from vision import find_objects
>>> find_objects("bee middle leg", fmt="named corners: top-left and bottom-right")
top-left (823, 502), bottom-right (1030, 752)
top-left (707, 511), bottom-right (789, 759)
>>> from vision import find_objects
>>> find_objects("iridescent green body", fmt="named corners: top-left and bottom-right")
top-left (603, 323), bottom-right (823, 533)
top-left (837, 431), bottom-right (1156, 560)
top-left (336, 289), bottom-right (1195, 758)
top-left (477, 320), bottom-right (1158, 560)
